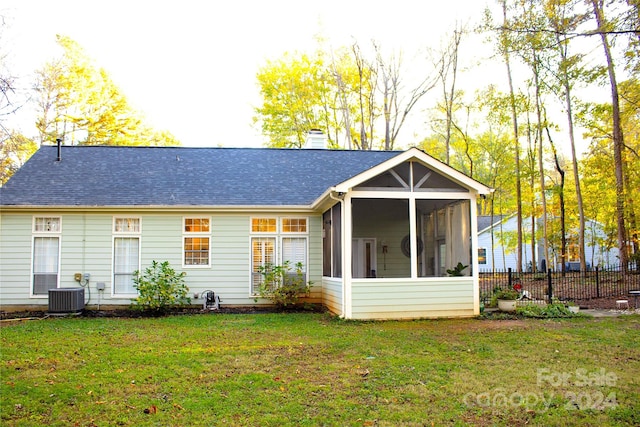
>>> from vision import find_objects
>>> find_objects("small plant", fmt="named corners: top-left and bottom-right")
top-left (131, 260), bottom-right (190, 313)
top-left (493, 288), bottom-right (520, 300)
top-left (446, 262), bottom-right (468, 276)
top-left (256, 261), bottom-right (311, 308)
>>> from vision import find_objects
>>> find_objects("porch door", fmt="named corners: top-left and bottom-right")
top-left (352, 238), bottom-right (377, 278)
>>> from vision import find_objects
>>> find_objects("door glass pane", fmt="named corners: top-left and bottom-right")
top-left (251, 237), bottom-right (275, 294)
top-left (33, 237), bottom-right (58, 295)
top-left (114, 238), bottom-right (139, 294)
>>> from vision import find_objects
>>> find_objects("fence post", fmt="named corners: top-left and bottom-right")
top-left (595, 266), bottom-right (600, 298)
top-left (508, 268), bottom-right (512, 289)
top-left (547, 268), bottom-right (553, 304)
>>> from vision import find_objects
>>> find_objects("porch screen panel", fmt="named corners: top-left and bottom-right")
top-left (331, 203), bottom-right (342, 278)
top-left (33, 237), bottom-right (59, 295)
top-left (322, 210), bottom-right (331, 276)
top-left (114, 237), bottom-right (139, 294)
top-left (251, 237), bottom-right (276, 295)
top-left (448, 201), bottom-right (470, 274)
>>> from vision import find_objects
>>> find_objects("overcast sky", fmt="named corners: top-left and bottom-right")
top-left (4, 0), bottom-right (494, 148)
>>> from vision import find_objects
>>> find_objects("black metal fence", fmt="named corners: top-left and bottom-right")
top-left (479, 264), bottom-right (640, 303)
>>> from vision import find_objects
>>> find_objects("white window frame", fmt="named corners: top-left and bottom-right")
top-left (182, 216), bottom-right (211, 268)
top-left (113, 216), bottom-right (142, 234)
top-left (249, 217), bottom-right (308, 296)
top-left (31, 216), bottom-right (62, 298)
top-left (250, 236), bottom-right (277, 296)
top-left (281, 217), bottom-right (308, 273)
top-left (112, 217), bottom-right (142, 297)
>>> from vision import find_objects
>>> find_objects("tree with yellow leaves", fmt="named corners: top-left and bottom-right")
top-left (34, 35), bottom-right (179, 147)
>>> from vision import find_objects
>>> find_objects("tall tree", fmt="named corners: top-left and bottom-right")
top-left (35, 35), bottom-right (179, 147)
top-left (590, 0), bottom-right (629, 270)
top-left (0, 132), bottom-right (37, 185)
top-left (494, 0), bottom-right (525, 272)
top-left (255, 42), bottom-right (437, 150)
top-left (545, 0), bottom-right (589, 271)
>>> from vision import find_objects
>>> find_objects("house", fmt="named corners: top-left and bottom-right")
top-left (477, 214), bottom-right (619, 272)
top-left (0, 136), bottom-right (492, 319)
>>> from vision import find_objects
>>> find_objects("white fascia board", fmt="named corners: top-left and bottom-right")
top-left (0, 204), bottom-right (317, 214)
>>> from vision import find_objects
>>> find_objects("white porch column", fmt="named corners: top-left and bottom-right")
top-left (470, 194), bottom-right (480, 315)
top-left (342, 194), bottom-right (353, 318)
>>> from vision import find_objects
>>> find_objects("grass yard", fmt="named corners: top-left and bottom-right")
top-left (1, 313), bottom-right (639, 426)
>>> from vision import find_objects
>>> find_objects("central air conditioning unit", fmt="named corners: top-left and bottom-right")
top-left (48, 288), bottom-right (85, 314)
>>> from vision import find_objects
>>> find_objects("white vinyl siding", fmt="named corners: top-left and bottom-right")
top-left (1, 212), bottom-right (321, 308)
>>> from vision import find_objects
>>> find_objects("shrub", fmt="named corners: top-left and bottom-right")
top-left (255, 261), bottom-right (311, 308)
top-left (516, 302), bottom-right (585, 318)
top-left (131, 261), bottom-right (190, 312)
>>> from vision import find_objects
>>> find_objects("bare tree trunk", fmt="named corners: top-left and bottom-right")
top-left (591, 0), bottom-right (629, 271)
top-left (547, 126), bottom-right (566, 274)
top-left (501, 1), bottom-right (524, 273)
top-left (526, 116), bottom-right (537, 273)
top-left (554, 29), bottom-right (587, 271)
top-left (532, 51), bottom-right (550, 272)
top-left (437, 24), bottom-right (463, 165)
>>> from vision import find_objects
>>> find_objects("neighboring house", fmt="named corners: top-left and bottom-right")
top-left (0, 135), bottom-right (492, 319)
top-left (477, 215), bottom-right (619, 272)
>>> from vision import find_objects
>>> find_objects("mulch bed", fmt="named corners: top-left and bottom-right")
top-left (1, 305), bottom-right (326, 321)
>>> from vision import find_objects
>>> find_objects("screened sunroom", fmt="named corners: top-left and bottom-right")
top-left (318, 149), bottom-right (492, 320)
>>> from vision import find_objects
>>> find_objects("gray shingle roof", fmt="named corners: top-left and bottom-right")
top-left (0, 146), bottom-right (399, 207)
top-left (477, 215), bottom-right (507, 232)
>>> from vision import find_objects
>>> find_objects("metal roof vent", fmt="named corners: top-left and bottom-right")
top-left (304, 129), bottom-right (327, 149)
top-left (49, 288), bottom-right (85, 314)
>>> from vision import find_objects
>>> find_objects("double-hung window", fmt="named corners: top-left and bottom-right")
top-left (281, 217), bottom-right (308, 279)
top-left (184, 217), bottom-right (211, 267)
top-left (113, 217), bottom-right (141, 296)
top-left (32, 217), bottom-right (61, 296)
top-left (250, 217), bottom-right (308, 295)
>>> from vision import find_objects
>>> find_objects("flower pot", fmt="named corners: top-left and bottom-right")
top-left (498, 299), bottom-right (517, 312)
top-left (568, 306), bottom-right (580, 313)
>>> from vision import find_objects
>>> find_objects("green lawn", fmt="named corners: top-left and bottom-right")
top-left (1, 313), bottom-right (639, 426)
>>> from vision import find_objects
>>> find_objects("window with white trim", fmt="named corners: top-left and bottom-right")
top-left (32, 217), bottom-right (61, 296)
top-left (250, 217), bottom-right (308, 295)
top-left (184, 217), bottom-right (211, 267)
top-left (113, 217), bottom-right (141, 295)
top-left (282, 217), bottom-right (308, 276)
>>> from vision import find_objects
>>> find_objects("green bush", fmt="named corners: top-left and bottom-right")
top-left (255, 261), bottom-right (311, 308)
top-left (516, 302), bottom-right (584, 318)
top-left (131, 260), bottom-right (190, 312)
